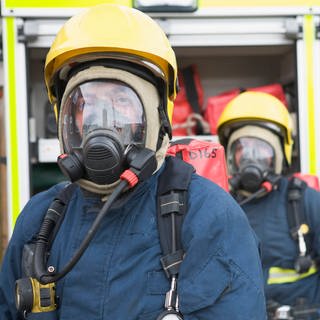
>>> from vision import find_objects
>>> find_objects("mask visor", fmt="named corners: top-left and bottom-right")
top-left (60, 80), bottom-right (146, 152)
top-left (229, 137), bottom-right (275, 175)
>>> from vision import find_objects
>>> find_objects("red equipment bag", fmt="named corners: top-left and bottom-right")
top-left (248, 83), bottom-right (287, 106)
top-left (203, 88), bottom-right (240, 135)
top-left (172, 65), bottom-right (209, 136)
top-left (293, 173), bottom-right (320, 191)
top-left (167, 138), bottom-right (229, 192)
top-left (204, 83), bottom-right (288, 135)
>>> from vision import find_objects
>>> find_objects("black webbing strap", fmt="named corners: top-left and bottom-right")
top-left (157, 157), bottom-right (194, 278)
top-left (47, 183), bottom-right (77, 249)
top-left (169, 138), bottom-right (193, 149)
top-left (182, 66), bottom-right (201, 115)
top-left (182, 66), bottom-right (204, 135)
top-left (287, 177), bottom-right (308, 240)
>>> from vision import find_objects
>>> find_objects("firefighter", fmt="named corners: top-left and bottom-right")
top-left (0, 4), bottom-right (266, 319)
top-left (217, 91), bottom-right (320, 319)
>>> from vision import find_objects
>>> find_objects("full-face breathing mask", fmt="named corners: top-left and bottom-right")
top-left (57, 79), bottom-right (147, 185)
top-left (58, 128), bottom-right (128, 184)
top-left (228, 137), bottom-right (276, 193)
top-left (229, 159), bottom-right (269, 193)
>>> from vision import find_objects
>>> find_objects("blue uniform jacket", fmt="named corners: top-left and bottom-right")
top-left (0, 160), bottom-right (266, 319)
top-left (243, 177), bottom-right (320, 306)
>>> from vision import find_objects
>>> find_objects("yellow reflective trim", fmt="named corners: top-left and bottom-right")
top-left (304, 15), bottom-right (317, 174)
top-left (268, 266), bottom-right (317, 285)
top-left (200, 0), bottom-right (318, 6)
top-left (4, 0), bottom-right (131, 8)
top-left (5, 17), bottom-right (20, 225)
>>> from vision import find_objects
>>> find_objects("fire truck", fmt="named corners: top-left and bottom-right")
top-left (1, 0), bottom-right (320, 256)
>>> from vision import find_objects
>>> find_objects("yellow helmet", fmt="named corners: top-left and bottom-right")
top-left (44, 3), bottom-right (177, 131)
top-left (217, 91), bottom-right (294, 165)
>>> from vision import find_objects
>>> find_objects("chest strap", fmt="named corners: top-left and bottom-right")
top-left (157, 157), bottom-right (194, 316)
top-left (157, 156), bottom-right (194, 278)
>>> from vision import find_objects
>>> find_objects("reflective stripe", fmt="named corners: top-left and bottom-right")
top-left (268, 265), bottom-right (317, 285)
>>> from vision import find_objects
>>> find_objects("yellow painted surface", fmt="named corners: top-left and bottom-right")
top-left (5, 17), bottom-right (20, 225)
top-left (200, 0), bottom-right (320, 7)
top-left (6, 0), bottom-right (320, 9)
top-left (3, 0), bottom-right (131, 8)
top-left (304, 15), bottom-right (317, 174)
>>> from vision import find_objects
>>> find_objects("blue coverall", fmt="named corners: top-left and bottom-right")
top-left (0, 159), bottom-right (266, 319)
top-left (243, 177), bottom-right (320, 308)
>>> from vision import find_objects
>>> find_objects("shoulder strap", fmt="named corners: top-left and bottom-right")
top-left (47, 182), bottom-right (78, 249)
top-left (286, 177), bottom-right (316, 273)
top-left (157, 156), bottom-right (194, 278)
top-left (55, 182), bottom-right (78, 204)
top-left (22, 183), bottom-right (77, 277)
top-left (287, 176), bottom-right (308, 240)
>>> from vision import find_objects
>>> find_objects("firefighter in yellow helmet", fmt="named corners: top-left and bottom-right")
top-left (44, 2), bottom-right (178, 194)
top-left (218, 91), bottom-right (320, 318)
top-left (0, 5), bottom-right (266, 320)
top-left (218, 91), bottom-right (293, 194)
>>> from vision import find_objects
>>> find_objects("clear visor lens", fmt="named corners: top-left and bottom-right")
top-left (61, 80), bottom-right (146, 152)
top-left (229, 137), bottom-right (275, 174)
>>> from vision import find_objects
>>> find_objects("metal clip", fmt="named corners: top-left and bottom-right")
top-left (274, 305), bottom-right (293, 320)
top-left (165, 276), bottom-right (178, 311)
top-left (297, 228), bottom-right (307, 256)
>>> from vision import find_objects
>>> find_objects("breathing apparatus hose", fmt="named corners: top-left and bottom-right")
top-left (34, 179), bottom-right (128, 284)
top-left (239, 186), bottom-right (269, 206)
top-left (33, 146), bottom-right (157, 285)
top-left (239, 175), bottom-right (281, 206)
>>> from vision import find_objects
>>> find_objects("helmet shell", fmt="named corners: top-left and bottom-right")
top-left (217, 91), bottom-right (293, 165)
top-left (45, 4), bottom-right (177, 123)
